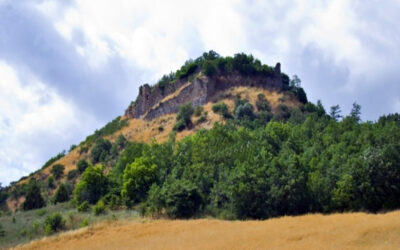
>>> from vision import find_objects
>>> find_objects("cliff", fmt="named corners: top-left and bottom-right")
top-left (125, 63), bottom-right (283, 120)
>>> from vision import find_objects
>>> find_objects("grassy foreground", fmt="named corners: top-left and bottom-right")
top-left (15, 210), bottom-right (400, 250)
top-left (0, 203), bottom-right (138, 249)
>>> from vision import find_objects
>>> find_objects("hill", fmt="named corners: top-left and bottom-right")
top-left (18, 211), bottom-right (400, 250)
top-left (1, 51), bottom-right (400, 248)
top-left (1, 51), bottom-right (304, 212)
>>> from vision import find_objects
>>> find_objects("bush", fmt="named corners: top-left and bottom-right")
top-left (77, 159), bottom-right (89, 173)
top-left (22, 180), bottom-right (45, 211)
top-left (47, 176), bottom-right (55, 189)
top-left (121, 156), bottom-right (157, 205)
top-left (0, 223), bottom-right (4, 237)
top-left (90, 138), bottom-right (112, 163)
top-left (77, 201), bottom-right (90, 212)
top-left (194, 106), bottom-right (204, 117)
top-left (164, 179), bottom-right (202, 218)
top-left (212, 102), bottom-right (231, 119)
top-left (256, 94), bottom-right (271, 112)
top-left (53, 183), bottom-right (70, 204)
top-left (174, 103), bottom-right (194, 131)
top-left (51, 164), bottom-right (65, 179)
top-left (73, 165), bottom-right (108, 204)
top-left (44, 213), bottom-right (65, 235)
top-left (41, 151), bottom-right (65, 170)
top-left (93, 200), bottom-right (106, 216)
top-left (202, 60), bottom-right (217, 76)
top-left (234, 103), bottom-right (254, 120)
top-left (67, 169), bottom-right (78, 180)
top-left (80, 218), bottom-right (89, 228)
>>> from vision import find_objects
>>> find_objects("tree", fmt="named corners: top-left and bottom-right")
top-left (350, 102), bottom-right (361, 123)
top-left (77, 159), bottom-right (89, 173)
top-left (330, 105), bottom-right (342, 121)
top-left (163, 179), bottom-right (202, 218)
top-left (90, 138), bottom-right (112, 163)
top-left (290, 75), bottom-right (301, 88)
top-left (121, 156), bottom-right (157, 205)
top-left (51, 164), bottom-right (65, 179)
top-left (53, 183), bottom-right (70, 204)
top-left (73, 165), bottom-right (108, 204)
top-left (22, 180), bottom-right (45, 210)
top-left (174, 103), bottom-right (194, 131)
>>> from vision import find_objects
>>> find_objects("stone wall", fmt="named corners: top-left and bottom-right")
top-left (125, 63), bottom-right (283, 120)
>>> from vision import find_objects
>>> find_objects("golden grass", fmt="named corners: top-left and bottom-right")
top-left (16, 211), bottom-right (400, 250)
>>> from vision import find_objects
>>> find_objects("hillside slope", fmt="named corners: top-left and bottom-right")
top-left (18, 211), bottom-right (400, 250)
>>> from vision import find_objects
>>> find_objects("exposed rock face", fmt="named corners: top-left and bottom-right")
top-left (125, 63), bottom-right (283, 120)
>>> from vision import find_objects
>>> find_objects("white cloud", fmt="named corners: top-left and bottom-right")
top-left (0, 61), bottom-right (98, 185)
top-left (39, 0), bottom-right (245, 80)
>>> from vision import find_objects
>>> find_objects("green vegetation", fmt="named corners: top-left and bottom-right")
top-left (0, 202), bottom-right (138, 248)
top-left (77, 159), bottom-right (89, 173)
top-left (22, 180), bottom-right (45, 211)
top-left (51, 164), bottom-right (65, 179)
top-left (92, 200), bottom-right (106, 216)
top-left (73, 165), bottom-right (108, 205)
top-left (83, 116), bottom-right (129, 146)
top-left (212, 102), bottom-right (231, 119)
top-left (90, 138), bottom-right (112, 163)
top-left (143, 51), bottom-right (300, 103)
top-left (44, 213), bottom-right (65, 235)
top-left (41, 151), bottom-right (66, 170)
top-left (53, 184), bottom-right (70, 204)
top-left (173, 103), bottom-right (194, 131)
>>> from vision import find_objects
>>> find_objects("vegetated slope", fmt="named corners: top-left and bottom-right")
top-left (18, 211), bottom-right (400, 250)
top-left (3, 49), bottom-right (302, 212)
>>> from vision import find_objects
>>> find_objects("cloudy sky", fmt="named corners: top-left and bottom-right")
top-left (1, 0), bottom-right (400, 185)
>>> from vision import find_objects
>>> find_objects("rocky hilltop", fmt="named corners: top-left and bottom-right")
top-left (126, 63), bottom-right (283, 120)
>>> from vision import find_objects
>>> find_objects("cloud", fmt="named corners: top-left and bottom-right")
top-left (0, 61), bottom-right (98, 185)
top-left (0, 0), bottom-right (400, 184)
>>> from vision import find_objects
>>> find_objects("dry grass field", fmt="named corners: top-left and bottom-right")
top-left (17, 210), bottom-right (400, 250)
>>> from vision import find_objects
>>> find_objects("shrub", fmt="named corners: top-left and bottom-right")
top-left (90, 138), bottom-right (112, 163)
top-left (121, 156), bottom-right (157, 205)
top-left (77, 159), bottom-right (89, 173)
top-left (41, 151), bottom-right (65, 170)
top-left (194, 106), bottom-right (204, 117)
top-left (212, 102), bottom-right (231, 119)
top-left (158, 126), bottom-right (164, 132)
top-left (22, 180), bottom-right (45, 211)
top-left (93, 200), bottom-right (106, 216)
top-left (53, 183), bottom-right (70, 204)
top-left (44, 213), bottom-right (65, 235)
top-left (73, 165), bottom-right (108, 204)
top-left (174, 103), bottom-right (194, 131)
top-left (163, 179), bottom-right (202, 218)
top-left (0, 223), bottom-right (4, 237)
top-left (256, 94), bottom-right (271, 112)
top-left (47, 176), bottom-right (55, 189)
top-left (67, 169), bottom-right (78, 180)
top-left (234, 103), bottom-right (254, 120)
top-left (51, 164), bottom-right (65, 179)
top-left (77, 201), bottom-right (90, 212)
top-left (202, 60), bottom-right (217, 76)
top-left (80, 218), bottom-right (89, 228)
top-left (36, 209), bottom-right (47, 216)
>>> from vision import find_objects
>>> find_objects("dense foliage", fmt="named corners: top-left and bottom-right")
top-left (53, 184), bottom-right (70, 204)
top-left (22, 180), bottom-right (45, 211)
top-left (83, 103), bottom-right (400, 219)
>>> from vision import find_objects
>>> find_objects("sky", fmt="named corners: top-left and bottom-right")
top-left (1, 0), bottom-right (400, 186)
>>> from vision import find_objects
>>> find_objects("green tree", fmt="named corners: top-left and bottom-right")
top-left (51, 164), bottom-right (65, 179)
top-left (350, 102), bottom-right (362, 123)
top-left (121, 156), bottom-right (157, 205)
top-left (22, 180), bottom-right (45, 211)
top-left (330, 105), bottom-right (342, 121)
top-left (77, 159), bottom-right (89, 173)
top-left (90, 138), bottom-right (112, 163)
top-left (73, 165), bottom-right (108, 204)
top-left (53, 183), bottom-right (70, 204)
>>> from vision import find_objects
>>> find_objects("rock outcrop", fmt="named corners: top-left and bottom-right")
top-left (125, 63), bottom-right (283, 120)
